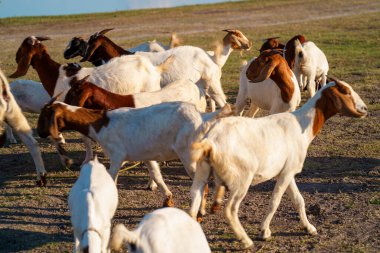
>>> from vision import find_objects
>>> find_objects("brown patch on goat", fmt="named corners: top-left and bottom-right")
top-left (65, 78), bottom-right (135, 109)
top-left (64, 63), bottom-right (82, 77)
top-left (284, 35), bottom-right (307, 69)
top-left (259, 37), bottom-right (285, 53)
top-left (313, 81), bottom-right (360, 136)
top-left (246, 50), bottom-right (294, 103)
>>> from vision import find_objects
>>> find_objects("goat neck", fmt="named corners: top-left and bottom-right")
top-left (293, 80), bottom-right (367, 143)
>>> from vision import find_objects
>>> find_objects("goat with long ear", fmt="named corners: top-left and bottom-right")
top-left (0, 68), bottom-right (47, 186)
top-left (190, 78), bottom-right (367, 249)
top-left (235, 49), bottom-right (301, 117)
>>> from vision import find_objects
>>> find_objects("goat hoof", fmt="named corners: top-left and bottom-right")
top-left (306, 226), bottom-right (318, 236)
top-left (196, 212), bottom-right (203, 223)
top-left (210, 202), bottom-right (222, 214)
top-left (242, 239), bottom-right (254, 249)
top-left (259, 229), bottom-right (271, 241)
top-left (36, 174), bottom-right (47, 187)
top-left (65, 158), bottom-right (74, 168)
top-left (163, 197), bottom-right (174, 207)
top-left (147, 182), bottom-right (158, 191)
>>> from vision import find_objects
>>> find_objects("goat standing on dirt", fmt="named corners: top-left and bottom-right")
top-left (235, 49), bottom-right (301, 117)
top-left (111, 207), bottom-right (211, 253)
top-left (69, 157), bottom-right (118, 253)
top-left (189, 78), bottom-right (367, 249)
top-left (37, 101), bottom-right (232, 207)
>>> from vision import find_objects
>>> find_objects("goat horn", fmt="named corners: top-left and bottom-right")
top-left (222, 29), bottom-right (237, 33)
top-left (45, 92), bottom-right (63, 106)
top-left (99, 28), bottom-right (114, 35)
top-left (35, 36), bottom-right (52, 41)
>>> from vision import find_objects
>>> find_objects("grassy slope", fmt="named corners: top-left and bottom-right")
top-left (0, 0), bottom-right (379, 252)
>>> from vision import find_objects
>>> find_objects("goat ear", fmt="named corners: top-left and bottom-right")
top-left (48, 110), bottom-right (61, 140)
top-left (9, 52), bottom-right (33, 78)
top-left (99, 28), bottom-right (114, 35)
top-left (45, 92), bottom-right (63, 107)
top-left (247, 57), bottom-right (278, 83)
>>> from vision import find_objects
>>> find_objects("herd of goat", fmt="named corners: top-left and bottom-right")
top-left (0, 28), bottom-right (368, 252)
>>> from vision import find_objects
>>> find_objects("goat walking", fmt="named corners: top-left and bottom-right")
top-left (189, 78), bottom-right (367, 248)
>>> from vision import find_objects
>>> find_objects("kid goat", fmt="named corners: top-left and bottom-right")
top-left (0, 69), bottom-right (47, 185)
top-left (69, 157), bottom-right (118, 253)
top-left (189, 78), bottom-right (367, 248)
top-left (111, 208), bottom-right (211, 253)
top-left (37, 100), bottom-right (232, 207)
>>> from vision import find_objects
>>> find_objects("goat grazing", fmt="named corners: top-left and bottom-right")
top-left (235, 49), bottom-right (301, 117)
top-left (189, 78), bottom-right (367, 248)
top-left (111, 207), bottom-right (211, 253)
top-left (10, 36), bottom-right (172, 166)
top-left (0, 69), bottom-right (47, 185)
top-left (37, 100), bottom-right (232, 207)
top-left (68, 157), bottom-right (118, 253)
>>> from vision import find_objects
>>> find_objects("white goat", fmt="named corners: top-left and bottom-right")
top-left (128, 33), bottom-right (180, 53)
top-left (289, 39), bottom-right (329, 97)
top-left (111, 207), bottom-right (211, 253)
top-left (10, 36), bottom-right (173, 166)
top-left (0, 69), bottom-right (47, 185)
top-left (235, 50), bottom-right (301, 117)
top-left (5, 80), bottom-right (50, 144)
top-left (189, 78), bottom-right (367, 248)
top-left (68, 157), bottom-right (118, 253)
top-left (82, 29), bottom-right (251, 111)
top-left (37, 101), bottom-right (232, 207)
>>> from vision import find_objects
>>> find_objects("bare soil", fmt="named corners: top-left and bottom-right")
top-left (0, 0), bottom-right (379, 252)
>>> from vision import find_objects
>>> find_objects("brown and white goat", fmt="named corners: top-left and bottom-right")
top-left (190, 78), bottom-right (367, 248)
top-left (64, 77), bottom-right (206, 112)
top-left (79, 29), bottom-right (251, 111)
top-left (64, 29), bottom-right (180, 66)
top-left (9, 36), bottom-right (172, 166)
top-left (235, 49), bottom-right (301, 117)
top-left (37, 100), bottom-right (232, 207)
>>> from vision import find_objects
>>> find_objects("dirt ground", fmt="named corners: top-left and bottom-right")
top-left (0, 0), bottom-right (379, 252)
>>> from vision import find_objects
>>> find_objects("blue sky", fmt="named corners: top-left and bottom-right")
top-left (0, 0), bottom-right (235, 18)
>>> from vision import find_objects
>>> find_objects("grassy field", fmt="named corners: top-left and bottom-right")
top-left (0, 0), bottom-right (379, 252)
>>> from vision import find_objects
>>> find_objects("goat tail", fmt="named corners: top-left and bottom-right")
top-left (110, 224), bottom-right (138, 251)
top-left (191, 140), bottom-right (213, 165)
top-left (156, 55), bottom-right (175, 73)
top-left (169, 32), bottom-right (181, 48)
